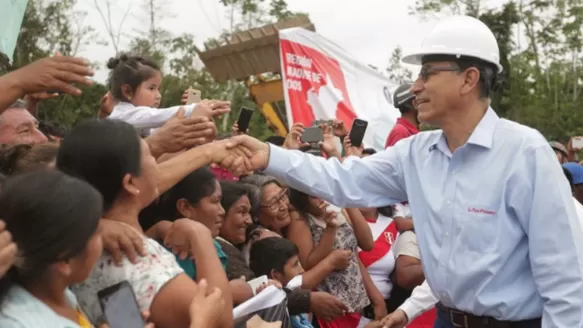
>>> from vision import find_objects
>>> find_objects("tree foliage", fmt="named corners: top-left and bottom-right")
top-left (386, 46), bottom-right (413, 84)
top-left (410, 0), bottom-right (583, 142)
top-left (1, 0), bottom-right (304, 140)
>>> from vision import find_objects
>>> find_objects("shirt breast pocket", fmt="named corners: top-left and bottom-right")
top-left (459, 202), bottom-right (500, 253)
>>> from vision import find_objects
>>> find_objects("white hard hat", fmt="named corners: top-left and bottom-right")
top-left (402, 16), bottom-right (503, 73)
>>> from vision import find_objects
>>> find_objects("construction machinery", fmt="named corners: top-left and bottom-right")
top-left (197, 15), bottom-right (315, 136)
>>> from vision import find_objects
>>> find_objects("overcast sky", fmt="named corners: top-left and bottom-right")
top-left (77, 0), bottom-right (506, 83)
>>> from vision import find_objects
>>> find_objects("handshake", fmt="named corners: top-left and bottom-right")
top-left (203, 135), bottom-right (271, 176)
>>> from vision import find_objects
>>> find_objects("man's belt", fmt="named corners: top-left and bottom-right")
top-left (436, 303), bottom-right (541, 328)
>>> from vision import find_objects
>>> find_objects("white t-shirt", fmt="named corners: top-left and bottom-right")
top-left (71, 237), bottom-right (183, 325)
top-left (361, 214), bottom-right (396, 299)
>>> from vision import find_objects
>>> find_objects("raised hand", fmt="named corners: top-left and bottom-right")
top-left (192, 99), bottom-right (231, 119)
top-left (100, 219), bottom-right (147, 266)
top-left (319, 124), bottom-right (340, 158)
top-left (322, 210), bottom-right (339, 228)
top-left (332, 119), bottom-right (349, 138)
top-left (283, 122), bottom-right (310, 150)
top-left (7, 55), bottom-right (94, 96)
top-left (231, 123), bottom-right (245, 136)
top-left (163, 219), bottom-right (214, 260)
top-left (147, 107), bottom-right (217, 156)
top-left (343, 136), bottom-right (363, 158)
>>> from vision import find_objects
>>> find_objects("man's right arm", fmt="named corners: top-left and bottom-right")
top-left (398, 280), bottom-right (439, 321)
top-left (264, 142), bottom-right (408, 209)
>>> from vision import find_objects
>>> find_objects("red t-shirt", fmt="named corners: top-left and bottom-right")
top-left (385, 118), bottom-right (420, 148)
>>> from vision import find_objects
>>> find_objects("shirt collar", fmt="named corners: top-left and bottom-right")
top-left (429, 107), bottom-right (499, 152)
top-left (466, 107), bottom-right (499, 149)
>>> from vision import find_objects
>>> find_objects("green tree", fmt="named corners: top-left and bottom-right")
top-left (386, 46), bottom-right (413, 84)
top-left (1, 0), bottom-right (106, 127)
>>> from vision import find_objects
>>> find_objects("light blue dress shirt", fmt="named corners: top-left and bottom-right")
top-left (264, 108), bottom-right (583, 327)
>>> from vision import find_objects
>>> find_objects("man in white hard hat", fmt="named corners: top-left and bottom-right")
top-left (224, 15), bottom-right (583, 328)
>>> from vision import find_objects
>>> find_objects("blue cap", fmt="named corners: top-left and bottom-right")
top-left (562, 163), bottom-right (583, 185)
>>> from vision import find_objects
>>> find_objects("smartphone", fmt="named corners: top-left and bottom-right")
top-left (301, 126), bottom-right (324, 143)
top-left (186, 88), bottom-right (202, 105)
top-left (348, 118), bottom-right (368, 147)
top-left (237, 107), bottom-right (254, 132)
top-left (247, 275), bottom-right (269, 294)
top-left (312, 119), bottom-right (332, 127)
top-left (98, 281), bottom-right (145, 328)
top-left (573, 137), bottom-right (583, 149)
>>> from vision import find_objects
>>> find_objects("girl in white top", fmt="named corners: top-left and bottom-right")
top-left (105, 54), bottom-right (228, 135)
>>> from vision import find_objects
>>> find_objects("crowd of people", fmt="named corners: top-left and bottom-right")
top-left (0, 13), bottom-right (582, 328)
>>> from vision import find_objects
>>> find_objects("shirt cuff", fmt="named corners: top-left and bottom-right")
top-left (264, 144), bottom-right (290, 177)
top-left (398, 299), bottom-right (423, 322)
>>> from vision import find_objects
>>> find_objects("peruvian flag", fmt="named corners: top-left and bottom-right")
top-left (279, 28), bottom-right (401, 150)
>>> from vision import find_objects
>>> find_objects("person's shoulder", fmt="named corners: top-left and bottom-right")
top-left (497, 119), bottom-right (548, 149)
top-left (0, 286), bottom-right (70, 328)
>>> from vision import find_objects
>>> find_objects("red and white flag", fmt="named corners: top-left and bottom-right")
top-left (279, 28), bottom-right (401, 150)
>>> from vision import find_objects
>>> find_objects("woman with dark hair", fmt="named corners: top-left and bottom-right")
top-left (287, 189), bottom-right (383, 327)
top-left (0, 170), bottom-right (102, 327)
top-left (151, 168), bottom-right (227, 278)
top-left (144, 168), bottom-right (259, 306)
top-left (56, 118), bottom-right (237, 328)
top-left (239, 174), bottom-right (292, 241)
top-left (216, 181), bottom-right (256, 280)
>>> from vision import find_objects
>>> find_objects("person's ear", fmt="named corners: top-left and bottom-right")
top-left (272, 270), bottom-right (284, 283)
top-left (120, 84), bottom-right (134, 101)
top-left (176, 198), bottom-right (194, 219)
top-left (122, 173), bottom-right (140, 196)
top-left (460, 67), bottom-right (481, 96)
top-left (53, 261), bottom-right (73, 277)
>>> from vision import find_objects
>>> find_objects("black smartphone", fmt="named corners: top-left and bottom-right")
top-left (301, 126), bottom-right (324, 143)
top-left (348, 118), bottom-right (368, 147)
top-left (98, 281), bottom-right (145, 328)
top-left (236, 107), bottom-right (254, 132)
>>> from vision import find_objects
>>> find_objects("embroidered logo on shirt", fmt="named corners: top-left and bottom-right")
top-left (385, 232), bottom-right (395, 245)
top-left (468, 207), bottom-right (496, 215)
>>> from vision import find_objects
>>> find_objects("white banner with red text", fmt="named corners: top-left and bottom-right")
top-left (279, 27), bottom-right (401, 150)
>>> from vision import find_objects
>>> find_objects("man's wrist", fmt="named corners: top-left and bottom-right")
top-left (396, 305), bottom-right (413, 323)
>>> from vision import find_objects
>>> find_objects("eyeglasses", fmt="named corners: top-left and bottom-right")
top-left (261, 188), bottom-right (289, 211)
top-left (418, 65), bottom-right (460, 81)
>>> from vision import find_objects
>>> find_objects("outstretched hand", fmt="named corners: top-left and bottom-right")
top-left (211, 135), bottom-right (270, 176)
top-left (7, 55), bottom-right (94, 96)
